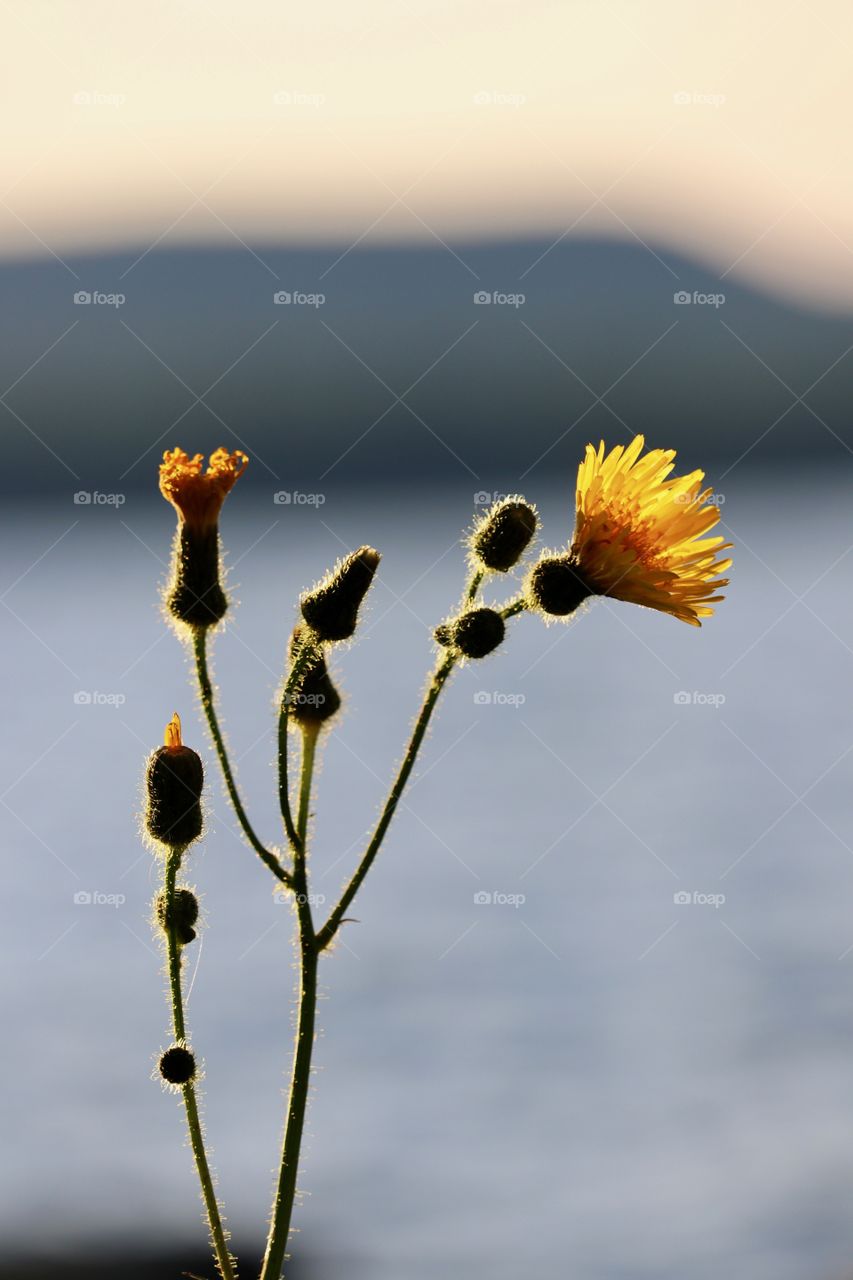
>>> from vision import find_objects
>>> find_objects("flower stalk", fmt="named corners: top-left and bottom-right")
top-left (161, 847), bottom-right (236, 1280)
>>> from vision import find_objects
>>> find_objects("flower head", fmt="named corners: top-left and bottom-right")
top-left (570, 435), bottom-right (731, 626)
top-left (159, 447), bottom-right (248, 531)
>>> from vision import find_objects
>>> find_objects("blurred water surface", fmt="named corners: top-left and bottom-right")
top-left (2, 473), bottom-right (853, 1280)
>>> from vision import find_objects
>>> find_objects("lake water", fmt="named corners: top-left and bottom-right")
top-left (3, 474), bottom-right (853, 1279)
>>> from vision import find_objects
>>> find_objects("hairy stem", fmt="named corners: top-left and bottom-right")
top-left (296, 725), bottom-right (319, 848)
top-left (162, 849), bottom-right (237, 1280)
top-left (277, 641), bottom-right (318, 854)
top-left (192, 628), bottom-right (291, 885)
top-left (259, 792), bottom-right (318, 1279)
top-left (316, 651), bottom-right (457, 951)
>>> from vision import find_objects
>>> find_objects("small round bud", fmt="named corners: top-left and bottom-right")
top-left (145, 714), bottom-right (204, 849)
top-left (525, 556), bottom-right (591, 617)
top-left (159, 1044), bottom-right (196, 1085)
top-left (433, 622), bottom-right (453, 647)
top-left (441, 607), bottom-right (505, 659)
top-left (300, 546), bottom-right (381, 642)
top-left (287, 626), bottom-right (342, 725)
top-left (156, 887), bottom-right (199, 945)
top-left (471, 499), bottom-right (538, 572)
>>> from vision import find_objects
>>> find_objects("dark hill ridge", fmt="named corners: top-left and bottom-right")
top-left (1, 237), bottom-right (850, 496)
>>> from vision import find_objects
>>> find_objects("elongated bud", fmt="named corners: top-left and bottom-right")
top-left (145, 714), bottom-right (204, 849)
top-left (159, 448), bottom-right (248, 629)
top-left (159, 1043), bottom-right (196, 1085)
top-left (155, 887), bottom-right (199, 945)
top-left (166, 524), bottom-right (228, 627)
top-left (288, 626), bottom-right (342, 725)
top-left (300, 546), bottom-right (380, 641)
top-left (525, 555), bottom-right (592, 617)
top-left (471, 499), bottom-right (537, 572)
top-left (435, 607), bottom-right (505, 658)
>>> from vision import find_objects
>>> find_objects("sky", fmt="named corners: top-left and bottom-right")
top-left (1, 0), bottom-right (852, 308)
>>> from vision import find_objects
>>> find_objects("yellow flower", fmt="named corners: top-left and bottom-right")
top-left (159, 447), bottom-right (248, 531)
top-left (570, 435), bottom-right (731, 626)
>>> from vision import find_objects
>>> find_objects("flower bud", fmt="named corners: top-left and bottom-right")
top-left (287, 626), bottom-right (342, 725)
top-left (155, 887), bottom-right (199, 945)
top-left (159, 1044), bottom-right (196, 1085)
top-left (300, 546), bottom-right (380, 641)
top-left (525, 555), bottom-right (592, 617)
top-left (435, 607), bottom-right (505, 659)
top-left (471, 499), bottom-right (537, 572)
top-left (159, 449), bottom-right (248, 629)
top-left (166, 524), bottom-right (228, 627)
top-left (146, 714), bottom-right (204, 849)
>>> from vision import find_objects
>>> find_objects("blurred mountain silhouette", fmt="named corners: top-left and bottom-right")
top-left (1, 238), bottom-right (850, 497)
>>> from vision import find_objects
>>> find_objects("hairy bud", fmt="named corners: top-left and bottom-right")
top-left (159, 1044), bottom-right (196, 1085)
top-left (435, 607), bottom-right (505, 659)
top-left (156, 887), bottom-right (199, 945)
top-left (471, 499), bottom-right (538, 572)
top-left (300, 546), bottom-right (380, 641)
top-left (166, 525), bottom-right (228, 628)
top-left (525, 555), bottom-right (592, 617)
top-left (287, 626), bottom-right (342, 725)
top-left (146, 714), bottom-right (204, 849)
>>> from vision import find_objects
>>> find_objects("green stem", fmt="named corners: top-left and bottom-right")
top-left (500, 597), bottom-right (527, 619)
top-left (296, 726), bottom-right (319, 848)
top-left (277, 641), bottom-right (318, 854)
top-left (192, 628), bottom-right (291, 886)
top-left (316, 651), bottom-right (457, 951)
top-left (259, 786), bottom-right (318, 1280)
top-left (162, 849), bottom-right (237, 1280)
top-left (465, 568), bottom-right (484, 602)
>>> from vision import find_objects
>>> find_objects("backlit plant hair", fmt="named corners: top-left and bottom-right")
top-left (140, 437), bottom-right (731, 1279)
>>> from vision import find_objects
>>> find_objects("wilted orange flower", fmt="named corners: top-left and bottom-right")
top-left (159, 448), bottom-right (248, 530)
top-left (571, 435), bottom-right (732, 626)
